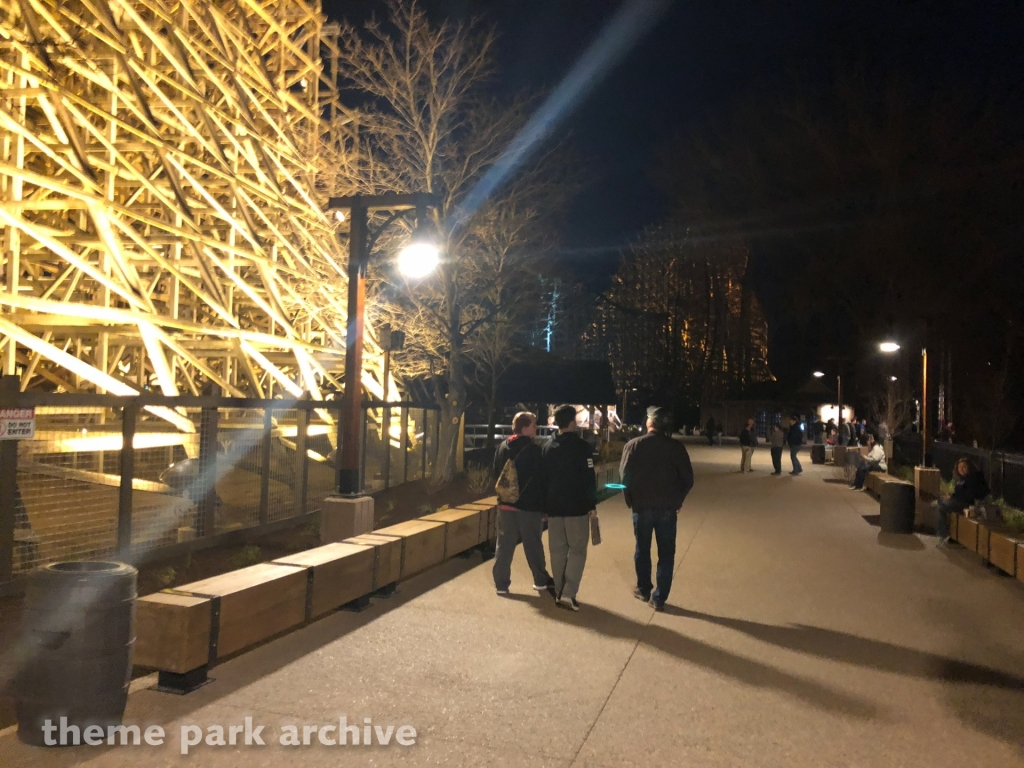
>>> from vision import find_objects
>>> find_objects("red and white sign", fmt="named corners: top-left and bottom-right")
top-left (0, 408), bottom-right (35, 440)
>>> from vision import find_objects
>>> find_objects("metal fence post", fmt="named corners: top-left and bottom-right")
top-left (117, 400), bottom-right (137, 557)
top-left (0, 375), bottom-right (18, 582)
top-left (400, 406), bottom-right (409, 484)
top-left (294, 405), bottom-right (309, 515)
top-left (382, 405), bottom-right (391, 490)
top-left (259, 406), bottom-right (273, 526)
top-left (197, 386), bottom-right (220, 538)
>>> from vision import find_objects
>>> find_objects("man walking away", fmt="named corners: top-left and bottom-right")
top-left (542, 404), bottom-right (598, 611)
top-left (739, 418), bottom-right (757, 472)
top-left (620, 407), bottom-right (695, 612)
top-left (849, 432), bottom-right (886, 490)
top-left (787, 413), bottom-right (803, 475)
top-left (492, 412), bottom-right (553, 596)
top-left (769, 421), bottom-right (786, 475)
top-left (705, 416), bottom-right (717, 447)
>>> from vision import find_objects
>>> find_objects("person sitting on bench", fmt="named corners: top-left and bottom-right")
top-left (850, 432), bottom-right (886, 490)
top-left (936, 458), bottom-right (990, 546)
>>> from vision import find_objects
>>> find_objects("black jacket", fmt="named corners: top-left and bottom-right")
top-left (619, 431), bottom-right (695, 510)
top-left (541, 431), bottom-right (597, 516)
top-left (492, 435), bottom-right (545, 512)
top-left (739, 428), bottom-right (757, 447)
top-left (952, 470), bottom-right (989, 506)
top-left (786, 422), bottom-right (803, 447)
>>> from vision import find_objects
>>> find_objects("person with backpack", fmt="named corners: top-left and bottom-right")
top-left (769, 420), bottom-right (786, 475)
top-left (541, 404), bottom-right (598, 611)
top-left (492, 412), bottom-right (553, 596)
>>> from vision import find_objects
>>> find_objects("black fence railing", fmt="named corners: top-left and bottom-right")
top-left (0, 389), bottom-right (439, 585)
top-left (892, 434), bottom-right (1024, 510)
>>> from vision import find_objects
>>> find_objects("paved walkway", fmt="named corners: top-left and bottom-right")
top-left (3, 442), bottom-right (1024, 767)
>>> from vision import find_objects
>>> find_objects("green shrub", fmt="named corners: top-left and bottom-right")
top-left (465, 464), bottom-right (492, 494)
top-left (156, 566), bottom-right (176, 588)
top-left (998, 501), bottom-right (1024, 533)
top-left (890, 465), bottom-right (914, 483)
top-left (940, 478), bottom-right (954, 498)
top-left (231, 544), bottom-right (262, 569)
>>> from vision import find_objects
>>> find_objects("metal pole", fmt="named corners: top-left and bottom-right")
top-left (258, 406), bottom-right (272, 526)
top-left (117, 400), bottom-right (137, 556)
top-left (0, 376), bottom-right (18, 582)
top-left (339, 201), bottom-right (368, 496)
top-left (921, 346), bottom-right (928, 467)
top-left (196, 385), bottom-right (220, 538)
top-left (837, 373), bottom-right (843, 446)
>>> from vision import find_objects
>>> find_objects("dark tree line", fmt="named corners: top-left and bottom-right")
top-left (656, 70), bottom-right (1024, 448)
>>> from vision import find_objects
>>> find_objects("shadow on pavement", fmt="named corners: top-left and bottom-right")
top-left (876, 532), bottom-right (925, 550)
top-left (507, 595), bottom-right (880, 721)
top-left (669, 607), bottom-right (1024, 750)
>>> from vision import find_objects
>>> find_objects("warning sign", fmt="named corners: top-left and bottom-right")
top-left (0, 408), bottom-right (35, 440)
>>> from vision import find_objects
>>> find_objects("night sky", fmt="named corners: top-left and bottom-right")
top-left (324, 1), bottom-right (1024, 291)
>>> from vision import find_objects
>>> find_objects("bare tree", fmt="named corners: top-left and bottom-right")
top-left (323, 1), bottom-right (570, 486)
top-left (868, 378), bottom-right (915, 436)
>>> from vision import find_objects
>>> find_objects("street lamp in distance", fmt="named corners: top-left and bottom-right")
top-left (813, 371), bottom-right (825, 378)
top-left (879, 341), bottom-right (901, 354)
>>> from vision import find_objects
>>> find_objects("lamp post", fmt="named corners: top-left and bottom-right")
top-left (879, 338), bottom-right (928, 466)
top-left (326, 192), bottom-right (440, 496)
top-left (814, 370), bottom-right (843, 443)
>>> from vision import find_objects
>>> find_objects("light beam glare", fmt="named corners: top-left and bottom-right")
top-left (452, 0), bottom-right (671, 228)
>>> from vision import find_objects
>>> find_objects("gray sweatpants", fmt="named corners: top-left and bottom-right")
top-left (548, 515), bottom-right (590, 600)
top-left (493, 509), bottom-right (550, 591)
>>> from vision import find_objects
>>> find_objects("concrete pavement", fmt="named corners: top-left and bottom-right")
top-left (3, 441), bottom-right (1024, 766)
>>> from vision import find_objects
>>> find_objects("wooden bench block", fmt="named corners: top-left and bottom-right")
top-left (345, 533), bottom-right (402, 589)
top-left (421, 507), bottom-right (483, 556)
top-left (477, 496), bottom-right (498, 507)
top-left (915, 467), bottom-right (941, 501)
top-left (976, 523), bottom-right (991, 559)
top-left (956, 516), bottom-right (979, 552)
top-left (459, 501), bottom-right (498, 541)
top-left (174, 563), bottom-right (306, 659)
top-left (375, 519), bottom-right (446, 578)
top-left (134, 592), bottom-right (211, 674)
top-left (273, 543), bottom-right (375, 618)
top-left (988, 532), bottom-right (1018, 576)
top-left (1018, 542), bottom-right (1024, 584)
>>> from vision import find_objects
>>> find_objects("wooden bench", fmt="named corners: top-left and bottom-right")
top-left (134, 496), bottom-right (502, 693)
top-left (949, 511), bottom-right (1024, 581)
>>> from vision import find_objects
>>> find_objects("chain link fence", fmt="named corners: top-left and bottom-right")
top-left (1, 392), bottom-right (439, 583)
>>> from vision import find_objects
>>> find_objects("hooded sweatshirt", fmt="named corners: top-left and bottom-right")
top-left (493, 434), bottom-right (545, 513)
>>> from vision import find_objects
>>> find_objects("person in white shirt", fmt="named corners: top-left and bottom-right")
top-left (850, 432), bottom-right (887, 490)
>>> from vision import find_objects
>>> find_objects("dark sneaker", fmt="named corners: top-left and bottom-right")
top-left (558, 596), bottom-right (580, 612)
top-left (533, 576), bottom-right (556, 591)
top-left (649, 597), bottom-right (665, 612)
top-left (496, 588), bottom-right (509, 596)
top-left (633, 587), bottom-right (651, 602)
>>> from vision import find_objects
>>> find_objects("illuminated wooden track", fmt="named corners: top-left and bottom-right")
top-left (0, 0), bottom-right (387, 424)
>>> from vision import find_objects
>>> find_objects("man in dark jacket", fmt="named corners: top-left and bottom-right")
top-left (787, 414), bottom-right (803, 475)
top-left (619, 406), bottom-right (694, 611)
top-left (541, 404), bottom-right (597, 611)
top-left (492, 412), bottom-right (553, 596)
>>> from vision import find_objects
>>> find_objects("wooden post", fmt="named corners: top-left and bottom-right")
top-left (339, 201), bottom-right (367, 495)
top-left (117, 399), bottom-right (138, 556)
top-left (259, 406), bottom-right (273, 526)
top-left (401, 406), bottom-right (410, 484)
top-left (196, 385), bottom-right (220, 538)
top-left (0, 376), bottom-right (18, 582)
top-left (294, 405), bottom-right (309, 516)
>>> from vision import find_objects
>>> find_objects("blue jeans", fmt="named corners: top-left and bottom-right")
top-left (936, 498), bottom-right (966, 539)
top-left (633, 508), bottom-right (678, 605)
top-left (789, 446), bottom-right (802, 473)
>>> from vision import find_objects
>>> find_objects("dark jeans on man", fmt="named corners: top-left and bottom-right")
top-left (852, 460), bottom-right (882, 489)
top-left (789, 446), bottom-right (802, 474)
top-left (936, 498), bottom-right (967, 540)
top-left (771, 447), bottom-right (783, 474)
top-left (493, 508), bottom-right (551, 590)
top-left (633, 507), bottom-right (678, 606)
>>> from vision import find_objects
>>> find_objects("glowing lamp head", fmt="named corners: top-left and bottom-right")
top-left (398, 240), bottom-right (440, 278)
top-left (879, 341), bottom-right (901, 354)
top-left (813, 371), bottom-right (825, 378)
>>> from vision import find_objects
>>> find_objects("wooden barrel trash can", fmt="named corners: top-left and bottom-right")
top-left (15, 561), bottom-right (137, 747)
top-left (879, 484), bottom-right (916, 534)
